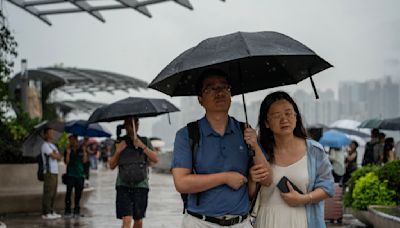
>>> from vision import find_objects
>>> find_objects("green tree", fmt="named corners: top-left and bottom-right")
top-left (0, 11), bottom-right (18, 121)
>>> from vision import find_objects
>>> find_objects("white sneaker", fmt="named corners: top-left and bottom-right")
top-left (52, 212), bottom-right (62, 218)
top-left (42, 214), bottom-right (56, 220)
top-left (0, 221), bottom-right (7, 228)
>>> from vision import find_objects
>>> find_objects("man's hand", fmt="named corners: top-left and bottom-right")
top-left (115, 140), bottom-right (127, 154)
top-left (244, 127), bottom-right (259, 151)
top-left (225, 172), bottom-right (248, 190)
top-left (249, 164), bottom-right (269, 183)
top-left (133, 137), bottom-right (146, 150)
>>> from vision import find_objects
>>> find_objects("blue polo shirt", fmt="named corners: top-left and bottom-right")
top-left (171, 116), bottom-right (250, 216)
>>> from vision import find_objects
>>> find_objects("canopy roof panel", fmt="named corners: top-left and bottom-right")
top-left (6, 0), bottom-right (222, 25)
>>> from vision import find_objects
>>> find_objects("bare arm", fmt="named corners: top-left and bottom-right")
top-left (108, 141), bottom-right (126, 170)
top-left (172, 168), bottom-right (247, 194)
top-left (49, 150), bottom-right (61, 160)
top-left (134, 137), bottom-right (159, 164)
top-left (82, 146), bottom-right (88, 163)
top-left (65, 147), bottom-right (71, 165)
top-left (244, 127), bottom-right (272, 187)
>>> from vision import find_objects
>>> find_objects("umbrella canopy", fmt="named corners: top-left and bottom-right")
top-left (149, 31), bottom-right (332, 97)
top-left (329, 127), bottom-right (370, 138)
top-left (65, 120), bottom-right (111, 137)
top-left (22, 120), bottom-right (64, 157)
top-left (379, 117), bottom-right (400, 130)
top-left (358, 118), bottom-right (383, 129)
top-left (88, 97), bottom-right (180, 123)
top-left (319, 130), bottom-right (352, 148)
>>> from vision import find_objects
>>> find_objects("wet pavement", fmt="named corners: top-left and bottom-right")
top-left (1, 167), bottom-right (366, 227)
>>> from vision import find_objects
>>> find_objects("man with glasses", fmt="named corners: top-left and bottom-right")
top-left (171, 69), bottom-right (271, 227)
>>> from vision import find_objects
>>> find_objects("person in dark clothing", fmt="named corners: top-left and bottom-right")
top-left (362, 128), bottom-right (379, 166)
top-left (64, 134), bottom-right (88, 218)
top-left (343, 140), bottom-right (358, 186)
top-left (109, 117), bottom-right (159, 228)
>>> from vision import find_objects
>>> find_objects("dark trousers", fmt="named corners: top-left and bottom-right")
top-left (65, 176), bottom-right (84, 214)
top-left (84, 162), bottom-right (90, 180)
top-left (42, 173), bottom-right (58, 215)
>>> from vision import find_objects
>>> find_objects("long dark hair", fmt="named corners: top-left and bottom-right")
top-left (257, 91), bottom-right (307, 162)
top-left (383, 137), bottom-right (394, 163)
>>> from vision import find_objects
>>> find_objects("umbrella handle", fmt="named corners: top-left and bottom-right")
top-left (309, 71), bottom-right (319, 99)
top-left (132, 121), bottom-right (138, 149)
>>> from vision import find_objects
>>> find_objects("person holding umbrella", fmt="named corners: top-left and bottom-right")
top-left (108, 116), bottom-right (159, 228)
top-left (249, 91), bottom-right (334, 228)
top-left (64, 134), bottom-right (88, 218)
top-left (172, 69), bottom-right (271, 227)
top-left (41, 127), bottom-right (62, 219)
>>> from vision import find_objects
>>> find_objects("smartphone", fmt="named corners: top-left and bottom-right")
top-left (276, 176), bottom-right (304, 194)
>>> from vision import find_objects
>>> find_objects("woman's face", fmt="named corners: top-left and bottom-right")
top-left (265, 99), bottom-right (297, 136)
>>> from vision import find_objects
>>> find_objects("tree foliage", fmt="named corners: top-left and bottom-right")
top-left (0, 11), bottom-right (18, 120)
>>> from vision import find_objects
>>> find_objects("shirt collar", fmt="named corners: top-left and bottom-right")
top-left (200, 116), bottom-right (236, 137)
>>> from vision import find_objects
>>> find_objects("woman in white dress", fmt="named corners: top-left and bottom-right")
top-left (249, 91), bottom-right (335, 228)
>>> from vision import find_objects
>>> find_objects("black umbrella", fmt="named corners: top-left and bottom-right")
top-left (149, 31), bottom-right (332, 123)
top-left (22, 120), bottom-right (64, 157)
top-left (379, 117), bottom-right (400, 130)
top-left (88, 97), bottom-right (180, 123)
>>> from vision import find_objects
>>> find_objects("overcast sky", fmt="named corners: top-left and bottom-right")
top-left (3, 0), bottom-right (400, 136)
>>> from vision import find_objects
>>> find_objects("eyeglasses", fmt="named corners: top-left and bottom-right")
top-left (268, 110), bottom-right (297, 121)
top-left (202, 84), bottom-right (231, 95)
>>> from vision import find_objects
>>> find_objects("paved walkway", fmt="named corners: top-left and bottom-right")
top-left (0, 168), bottom-right (366, 227)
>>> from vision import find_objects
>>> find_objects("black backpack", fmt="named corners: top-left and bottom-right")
top-left (37, 153), bottom-right (49, 181)
top-left (118, 136), bottom-right (148, 185)
top-left (180, 119), bottom-right (247, 213)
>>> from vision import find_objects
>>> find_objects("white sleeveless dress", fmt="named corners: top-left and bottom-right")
top-left (255, 155), bottom-right (309, 228)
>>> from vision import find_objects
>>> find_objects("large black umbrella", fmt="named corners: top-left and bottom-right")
top-left (379, 117), bottom-right (400, 130)
top-left (88, 97), bottom-right (180, 123)
top-left (149, 31), bottom-right (332, 123)
top-left (22, 120), bottom-right (64, 157)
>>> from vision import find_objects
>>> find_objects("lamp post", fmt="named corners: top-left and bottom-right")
top-left (20, 59), bottom-right (29, 113)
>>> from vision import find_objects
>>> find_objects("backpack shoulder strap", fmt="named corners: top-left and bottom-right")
top-left (186, 120), bottom-right (201, 207)
top-left (187, 120), bottom-right (200, 174)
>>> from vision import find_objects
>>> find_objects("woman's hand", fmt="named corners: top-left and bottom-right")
top-left (249, 164), bottom-right (270, 183)
top-left (280, 181), bottom-right (308, 207)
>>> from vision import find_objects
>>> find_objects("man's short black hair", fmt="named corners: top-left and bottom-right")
top-left (196, 68), bottom-right (229, 96)
top-left (371, 128), bottom-right (380, 137)
top-left (43, 127), bottom-right (52, 135)
top-left (351, 140), bottom-right (359, 148)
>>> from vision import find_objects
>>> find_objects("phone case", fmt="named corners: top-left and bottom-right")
top-left (276, 176), bottom-right (304, 194)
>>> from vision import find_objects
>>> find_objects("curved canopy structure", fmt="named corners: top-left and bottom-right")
top-left (10, 67), bottom-right (148, 96)
top-left (5, 0), bottom-right (224, 26)
top-left (9, 67), bottom-right (148, 117)
top-left (51, 99), bottom-right (106, 114)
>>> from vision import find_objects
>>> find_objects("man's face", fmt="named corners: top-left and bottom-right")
top-left (198, 75), bottom-right (231, 113)
top-left (44, 129), bottom-right (54, 141)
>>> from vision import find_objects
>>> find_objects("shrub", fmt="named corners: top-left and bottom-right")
top-left (352, 172), bottom-right (396, 210)
top-left (377, 160), bottom-right (400, 204)
top-left (343, 165), bottom-right (379, 207)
